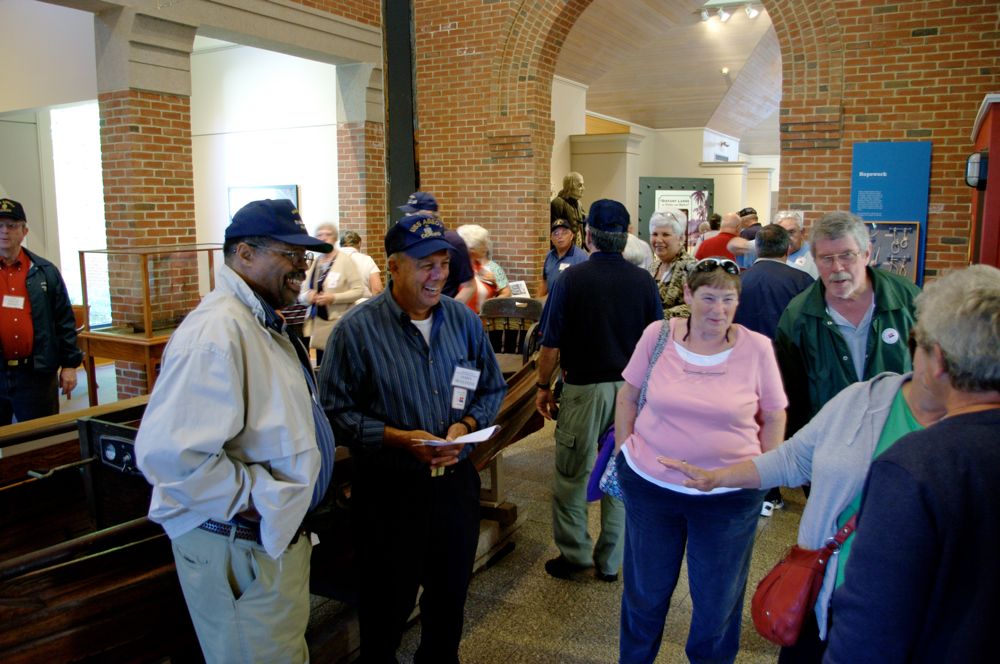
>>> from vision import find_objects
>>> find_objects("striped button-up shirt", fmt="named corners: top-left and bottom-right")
top-left (318, 284), bottom-right (506, 465)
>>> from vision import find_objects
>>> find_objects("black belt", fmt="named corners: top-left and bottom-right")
top-left (3, 357), bottom-right (31, 369)
top-left (199, 519), bottom-right (262, 544)
top-left (198, 519), bottom-right (306, 546)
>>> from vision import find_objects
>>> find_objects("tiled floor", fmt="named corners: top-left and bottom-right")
top-left (392, 419), bottom-right (805, 663)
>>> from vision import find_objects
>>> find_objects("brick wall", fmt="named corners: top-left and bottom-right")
top-left (288, 0), bottom-right (380, 28)
top-left (409, 1), bottom-right (591, 291)
top-left (99, 88), bottom-right (198, 397)
top-left (768, 0), bottom-right (1000, 277)
top-left (338, 121), bottom-right (387, 269)
top-left (407, 0), bottom-right (997, 287)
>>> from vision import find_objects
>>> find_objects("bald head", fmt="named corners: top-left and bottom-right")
top-left (720, 213), bottom-right (741, 234)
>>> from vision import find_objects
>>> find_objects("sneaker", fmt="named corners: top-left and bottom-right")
top-left (760, 501), bottom-right (776, 517)
top-left (595, 570), bottom-right (619, 582)
top-left (544, 555), bottom-right (591, 580)
top-left (772, 498), bottom-right (785, 511)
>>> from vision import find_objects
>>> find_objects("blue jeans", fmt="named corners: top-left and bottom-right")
top-left (618, 457), bottom-right (765, 664)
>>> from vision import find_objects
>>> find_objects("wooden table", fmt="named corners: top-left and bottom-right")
top-left (77, 329), bottom-right (174, 407)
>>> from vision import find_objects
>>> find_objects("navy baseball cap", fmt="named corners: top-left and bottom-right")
top-left (0, 198), bottom-right (27, 222)
top-left (399, 191), bottom-right (439, 213)
top-left (385, 213), bottom-right (452, 259)
top-left (585, 199), bottom-right (630, 234)
top-left (225, 199), bottom-right (332, 252)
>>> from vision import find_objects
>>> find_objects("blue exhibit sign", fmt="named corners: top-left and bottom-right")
top-left (851, 141), bottom-right (931, 284)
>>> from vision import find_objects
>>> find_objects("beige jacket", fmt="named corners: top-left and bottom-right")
top-left (300, 250), bottom-right (364, 350)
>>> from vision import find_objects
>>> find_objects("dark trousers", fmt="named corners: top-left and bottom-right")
top-left (0, 367), bottom-right (58, 425)
top-left (618, 457), bottom-right (765, 664)
top-left (352, 455), bottom-right (481, 664)
top-left (778, 606), bottom-right (828, 664)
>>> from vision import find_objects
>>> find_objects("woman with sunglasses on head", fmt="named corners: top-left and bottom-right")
top-left (661, 325), bottom-right (948, 662)
top-left (614, 257), bottom-right (788, 664)
top-left (300, 222), bottom-right (364, 365)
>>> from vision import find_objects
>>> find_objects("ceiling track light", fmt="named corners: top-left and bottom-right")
top-left (745, 4), bottom-right (760, 19)
top-left (701, 9), bottom-right (710, 22)
top-left (718, 7), bottom-right (731, 22)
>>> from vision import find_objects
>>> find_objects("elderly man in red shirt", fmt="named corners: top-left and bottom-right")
top-left (0, 197), bottom-right (81, 424)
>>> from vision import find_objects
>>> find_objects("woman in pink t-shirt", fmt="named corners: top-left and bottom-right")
top-left (614, 257), bottom-right (788, 664)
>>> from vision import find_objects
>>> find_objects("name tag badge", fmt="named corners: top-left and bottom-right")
top-left (2, 295), bottom-right (25, 309)
top-left (452, 387), bottom-right (468, 410)
top-left (451, 366), bottom-right (481, 390)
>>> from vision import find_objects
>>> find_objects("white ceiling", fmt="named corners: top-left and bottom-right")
top-left (555, 0), bottom-right (781, 154)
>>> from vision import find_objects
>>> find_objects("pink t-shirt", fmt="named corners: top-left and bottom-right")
top-left (621, 318), bottom-right (787, 488)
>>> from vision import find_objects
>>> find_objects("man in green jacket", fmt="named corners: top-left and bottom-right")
top-left (775, 211), bottom-right (920, 436)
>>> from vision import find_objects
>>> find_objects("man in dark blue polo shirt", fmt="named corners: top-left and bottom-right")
top-left (538, 218), bottom-right (587, 297)
top-left (535, 199), bottom-right (662, 582)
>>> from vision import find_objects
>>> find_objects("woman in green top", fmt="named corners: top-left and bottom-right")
top-left (659, 341), bottom-right (945, 663)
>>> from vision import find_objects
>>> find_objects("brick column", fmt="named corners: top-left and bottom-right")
top-left (95, 8), bottom-right (197, 398)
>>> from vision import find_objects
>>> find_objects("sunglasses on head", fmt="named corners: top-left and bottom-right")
top-left (693, 257), bottom-right (740, 276)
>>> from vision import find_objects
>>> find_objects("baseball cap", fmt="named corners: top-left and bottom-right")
top-left (398, 191), bottom-right (439, 213)
top-left (585, 199), bottom-right (630, 234)
top-left (738, 207), bottom-right (758, 218)
top-left (225, 199), bottom-right (332, 252)
top-left (550, 219), bottom-right (572, 233)
top-left (385, 213), bottom-right (452, 259)
top-left (0, 198), bottom-right (27, 222)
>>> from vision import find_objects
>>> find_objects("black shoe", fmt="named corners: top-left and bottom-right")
top-left (595, 570), bottom-right (619, 582)
top-left (544, 555), bottom-right (591, 579)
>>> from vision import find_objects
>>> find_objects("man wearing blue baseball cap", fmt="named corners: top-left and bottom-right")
top-left (535, 199), bottom-right (663, 583)
top-left (320, 213), bottom-right (506, 663)
top-left (399, 191), bottom-right (476, 305)
top-left (136, 199), bottom-right (335, 663)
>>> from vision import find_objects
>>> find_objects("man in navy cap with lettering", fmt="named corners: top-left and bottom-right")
top-left (535, 199), bottom-right (662, 582)
top-left (0, 197), bottom-right (81, 424)
top-left (136, 199), bottom-right (336, 663)
top-left (399, 191), bottom-right (476, 305)
top-left (320, 213), bottom-right (506, 663)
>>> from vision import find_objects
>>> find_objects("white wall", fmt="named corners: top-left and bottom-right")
top-left (742, 153), bottom-right (781, 191)
top-left (191, 42), bottom-right (339, 244)
top-left (550, 76), bottom-right (587, 197)
top-left (0, 0), bottom-right (97, 115)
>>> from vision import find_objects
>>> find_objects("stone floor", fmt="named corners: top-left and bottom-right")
top-left (390, 419), bottom-right (805, 663)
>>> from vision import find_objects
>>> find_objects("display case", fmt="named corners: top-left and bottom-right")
top-left (77, 244), bottom-right (223, 405)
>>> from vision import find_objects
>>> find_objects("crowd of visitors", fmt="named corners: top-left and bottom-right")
top-left (6, 180), bottom-right (990, 664)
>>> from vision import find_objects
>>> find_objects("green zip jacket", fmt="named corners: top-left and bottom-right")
top-left (774, 267), bottom-right (919, 435)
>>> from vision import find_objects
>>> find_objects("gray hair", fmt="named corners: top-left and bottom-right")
top-left (587, 226), bottom-right (627, 253)
top-left (648, 208), bottom-right (686, 237)
top-left (914, 264), bottom-right (1000, 392)
top-left (774, 210), bottom-right (804, 229)
top-left (456, 224), bottom-right (492, 258)
top-left (809, 211), bottom-right (869, 255)
top-left (314, 222), bottom-right (339, 243)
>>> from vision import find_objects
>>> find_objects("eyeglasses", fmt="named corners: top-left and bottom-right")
top-left (693, 257), bottom-right (740, 276)
top-left (246, 243), bottom-right (314, 266)
top-left (0, 221), bottom-right (26, 231)
top-left (816, 250), bottom-right (860, 268)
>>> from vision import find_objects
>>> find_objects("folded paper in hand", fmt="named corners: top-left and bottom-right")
top-left (416, 424), bottom-right (501, 447)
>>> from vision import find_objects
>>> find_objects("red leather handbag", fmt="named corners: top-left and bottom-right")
top-left (750, 516), bottom-right (856, 646)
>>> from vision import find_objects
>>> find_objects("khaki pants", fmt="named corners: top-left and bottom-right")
top-left (551, 381), bottom-right (626, 576)
top-left (171, 526), bottom-right (312, 664)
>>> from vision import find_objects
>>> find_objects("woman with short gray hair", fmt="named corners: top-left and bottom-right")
top-left (647, 208), bottom-right (696, 318)
top-left (826, 264), bottom-right (1000, 662)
